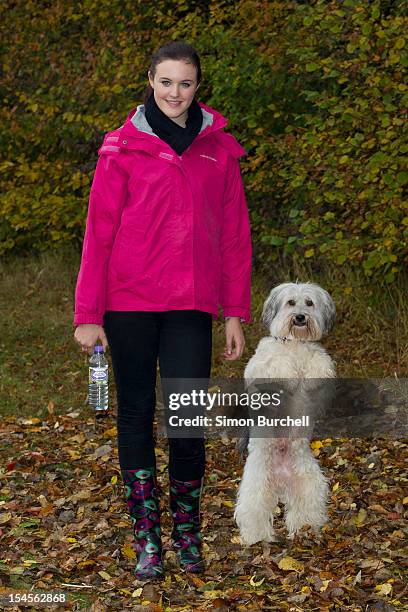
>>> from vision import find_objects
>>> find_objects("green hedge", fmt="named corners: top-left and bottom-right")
top-left (0, 0), bottom-right (406, 281)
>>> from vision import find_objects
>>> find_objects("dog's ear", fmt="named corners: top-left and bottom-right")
top-left (320, 288), bottom-right (336, 335)
top-left (261, 286), bottom-right (281, 330)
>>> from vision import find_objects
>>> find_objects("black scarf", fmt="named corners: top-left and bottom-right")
top-left (144, 92), bottom-right (203, 156)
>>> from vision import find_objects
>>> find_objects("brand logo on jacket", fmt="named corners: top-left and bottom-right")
top-left (159, 152), bottom-right (174, 160)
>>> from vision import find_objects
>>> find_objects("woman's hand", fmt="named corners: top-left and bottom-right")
top-left (223, 317), bottom-right (245, 360)
top-left (74, 324), bottom-right (108, 355)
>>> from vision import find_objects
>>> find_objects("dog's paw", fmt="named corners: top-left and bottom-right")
top-left (237, 533), bottom-right (258, 547)
top-left (238, 526), bottom-right (277, 547)
top-left (287, 523), bottom-right (325, 545)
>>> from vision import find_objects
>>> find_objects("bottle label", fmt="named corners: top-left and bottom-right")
top-left (89, 366), bottom-right (108, 384)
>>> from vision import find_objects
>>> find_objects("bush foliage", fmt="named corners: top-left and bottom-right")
top-left (0, 0), bottom-right (407, 281)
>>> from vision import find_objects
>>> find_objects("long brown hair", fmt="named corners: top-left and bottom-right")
top-left (143, 41), bottom-right (202, 105)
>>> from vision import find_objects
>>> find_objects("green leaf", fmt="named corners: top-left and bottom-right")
top-left (289, 209), bottom-right (300, 218)
top-left (305, 63), bottom-right (320, 72)
top-left (396, 172), bottom-right (408, 186)
top-left (269, 236), bottom-right (284, 246)
top-left (20, 519), bottom-right (41, 528)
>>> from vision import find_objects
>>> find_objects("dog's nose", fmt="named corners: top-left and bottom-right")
top-left (295, 314), bottom-right (305, 323)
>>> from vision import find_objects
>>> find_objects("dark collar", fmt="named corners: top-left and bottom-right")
top-left (272, 336), bottom-right (309, 344)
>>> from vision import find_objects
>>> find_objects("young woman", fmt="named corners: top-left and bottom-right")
top-left (73, 41), bottom-right (252, 580)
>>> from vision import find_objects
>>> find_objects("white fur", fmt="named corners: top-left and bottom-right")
top-left (234, 282), bottom-right (336, 546)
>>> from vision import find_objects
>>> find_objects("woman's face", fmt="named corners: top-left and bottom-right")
top-left (148, 59), bottom-right (199, 126)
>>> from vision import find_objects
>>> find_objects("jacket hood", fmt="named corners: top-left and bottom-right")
top-left (130, 100), bottom-right (224, 136)
top-left (115, 101), bottom-right (246, 159)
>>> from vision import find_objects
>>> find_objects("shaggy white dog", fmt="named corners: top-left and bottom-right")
top-left (234, 282), bottom-right (336, 545)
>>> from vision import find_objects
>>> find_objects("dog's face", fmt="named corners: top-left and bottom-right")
top-left (262, 282), bottom-right (335, 341)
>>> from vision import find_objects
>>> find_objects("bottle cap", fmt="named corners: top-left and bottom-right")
top-left (94, 345), bottom-right (104, 353)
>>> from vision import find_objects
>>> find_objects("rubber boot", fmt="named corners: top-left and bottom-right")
top-left (122, 468), bottom-right (164, 580)
top-left (169, 475), bottom-right (205, 573)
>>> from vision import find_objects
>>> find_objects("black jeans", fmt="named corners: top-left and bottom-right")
top-left (103, 310), bottom-right (212, 481)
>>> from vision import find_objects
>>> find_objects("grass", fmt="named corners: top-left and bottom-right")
top-left (0, 246), bottom-right (406, 418)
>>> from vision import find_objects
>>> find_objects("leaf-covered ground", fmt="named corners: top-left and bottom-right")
top-left (0, 409), bottom-right (407, 611)
top-left (0, 251), bottom-right (407, 608)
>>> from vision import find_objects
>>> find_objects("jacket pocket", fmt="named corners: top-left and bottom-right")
top-left (109, 225), bottom-right (150, 284)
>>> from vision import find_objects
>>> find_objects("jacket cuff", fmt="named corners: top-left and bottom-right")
top-left (73, 313), bottom-right (104, 327)
top-left (223, 308), bottom-right (251, 324)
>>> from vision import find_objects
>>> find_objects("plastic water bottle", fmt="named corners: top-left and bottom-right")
top-left (89, 345), bottom-right (109, 416)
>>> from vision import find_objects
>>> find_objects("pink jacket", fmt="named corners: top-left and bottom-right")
top-left (74, 101), bottom-right (252, 326)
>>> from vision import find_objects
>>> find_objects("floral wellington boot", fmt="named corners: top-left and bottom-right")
top-left (122, 468), bottom-right (164, 580)
top-left (169, 475), bottom-right (205, 573)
